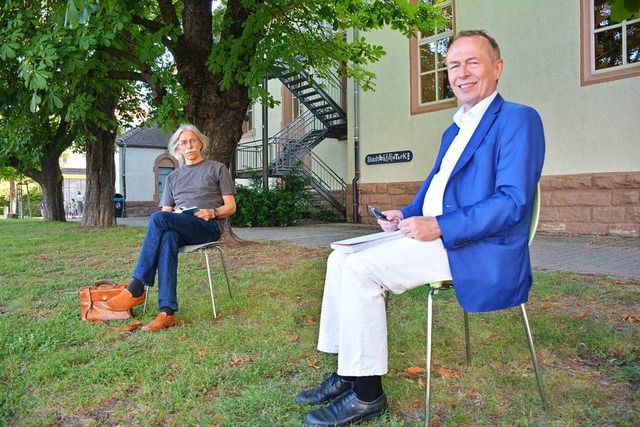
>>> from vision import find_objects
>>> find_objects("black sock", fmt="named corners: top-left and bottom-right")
top-left (127, 278), bottom-right (145, 297)
top-left (353, 376), bottom-right (383, 402)
top-left (160, 306), bottom-right (175, 315)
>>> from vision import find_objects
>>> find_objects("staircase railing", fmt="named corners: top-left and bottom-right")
top-left (234, 68), bottom-right (348, 218)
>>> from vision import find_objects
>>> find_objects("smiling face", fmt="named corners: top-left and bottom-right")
top-left (176, 130), bottom-right (205, 165)
top-left (445, 35), bottom-right (503, 111)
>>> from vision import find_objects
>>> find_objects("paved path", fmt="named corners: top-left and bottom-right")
top-left (116, 217), bottom-right (640, 280)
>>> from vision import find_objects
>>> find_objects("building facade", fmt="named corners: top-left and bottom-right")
top-left (114, 126), bottom-right (176, 217)
top-left (275, 0), bottom-right (640, 236)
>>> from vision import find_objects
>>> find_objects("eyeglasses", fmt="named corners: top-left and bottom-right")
top-left (178, 138), bottom-right (199, 147)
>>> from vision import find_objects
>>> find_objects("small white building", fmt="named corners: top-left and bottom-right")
top-left (114, 125), bottom-right (176, 217)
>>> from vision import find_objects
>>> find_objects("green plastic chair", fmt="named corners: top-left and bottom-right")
top-left (424, 183), bottom-right (547, 425)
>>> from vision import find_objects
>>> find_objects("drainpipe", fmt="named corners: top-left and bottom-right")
top-left (262, 75), bottom-right (269, 189)
top-left (121, 142), bottom-right (127, 216)
top-left (351, 29), bottom-right (361, 223)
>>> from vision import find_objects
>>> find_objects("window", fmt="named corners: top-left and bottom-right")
top-left (242, 104), bottom-right (254, 134)
top-left (581, 0), bottom-right (640, 85)
top-left (410, 0), bottom-right (456, 115)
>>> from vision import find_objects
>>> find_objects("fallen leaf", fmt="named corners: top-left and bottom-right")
top-left (404, 366), bottom-right (426, 375)
top-left (305, 319), bottom-right (316, 326)
top-left (465, 388), bottom-right (479, 398)
top-left (288, 335), bottom-right (300, 343)
top-left (306, 358), bottom-right (320, 369)
top-left (623, 313), bottom-right (639, 323)
top-left (411, 400), bottom-right (424, 409)
top-left (436, 367), bottom-right (459, 378)
top-left (231, 356), bottom-right (251, 367)
top-left (575, 312), bottom-right (587, 319)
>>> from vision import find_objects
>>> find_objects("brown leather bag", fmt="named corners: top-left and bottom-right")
top-left (79, 281), bottom-right (140, 331)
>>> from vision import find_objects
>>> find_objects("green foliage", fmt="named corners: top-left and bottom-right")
top-left (0, 182), bottom-right (43, 217)
top-left (310, 206), bottom-right (343, 223)
top-left (611, 0), bottom-right (640, 22)
top-left (231, 170), bottom-right (314, 227)
top-left (59, 0), bottom-right (446, 107)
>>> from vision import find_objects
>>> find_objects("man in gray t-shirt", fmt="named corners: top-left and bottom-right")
top-left (96, 124), bottom-right (236, 332)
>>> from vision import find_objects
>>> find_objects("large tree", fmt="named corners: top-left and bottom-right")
top-left (0, 1), bottom-right (145, 224)
top-left (3, 0), bottom-right (443, 224)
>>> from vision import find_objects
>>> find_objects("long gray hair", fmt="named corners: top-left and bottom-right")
top-left (168, 123), bottom-right (210, 160)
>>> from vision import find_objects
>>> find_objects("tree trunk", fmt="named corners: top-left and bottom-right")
top-left (82, 96), bottom-right (119, 227)
top-left (184, 80), bottom-right (248, 243)
top-left (8, 181), bottom-right (17, 215)
top-left (82, 137), bottom-right (117, 227)
top-left (29, 144), bottom-right (66, 221)
top-left (190, 80), bottom-right (249, 168)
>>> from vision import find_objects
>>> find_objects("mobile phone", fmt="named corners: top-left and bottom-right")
top-left (368, 205), bottom-right (390, 221)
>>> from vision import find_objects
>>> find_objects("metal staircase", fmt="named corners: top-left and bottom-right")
top-left (235, 69), bottom-right (348, 219)
top-left (277, 69), bottom-right (347, 139)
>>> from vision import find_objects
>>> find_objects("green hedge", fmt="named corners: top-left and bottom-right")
top-left (0, 185), bottom-right (43, 217)
top-left (231, 171), bottom-right (313, 227)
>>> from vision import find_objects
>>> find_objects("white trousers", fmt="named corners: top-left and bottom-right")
top-left (317, 235), bottom-right (452, 376)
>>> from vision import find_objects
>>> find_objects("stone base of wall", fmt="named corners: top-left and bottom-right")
top-left (123, 201), bottom-right (158, 218)
top-left (346, 182), bottom-right (422, 225)
top-left (539, 172), bottom-right (639, 237)
top-left (347, 171), bottom-right (639, 237)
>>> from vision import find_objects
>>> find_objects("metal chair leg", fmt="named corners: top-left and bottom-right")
top-left (212, 244), bottom-right (232, 299)
top-left (143, 285), bottom-right (149, 314)
top-left (520, 304), bottom-right (548, 410)
top-left (203, 250), bottom-right (217, 319)
top-left (425, 288), bottom-right (436, 427)
top-left (463, 310), bottom-right (471, 366)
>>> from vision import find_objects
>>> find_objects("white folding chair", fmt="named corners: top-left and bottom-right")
top-left (143, 241), bottom-right (232, 319)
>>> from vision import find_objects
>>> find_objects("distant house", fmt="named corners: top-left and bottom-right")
top-left (59, 150), bottom-right (87, 203)
top-left (115, 125), bottom-right (176, 217)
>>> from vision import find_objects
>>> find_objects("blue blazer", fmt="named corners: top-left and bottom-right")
top-left (400, 94), bottom-right (545, 312)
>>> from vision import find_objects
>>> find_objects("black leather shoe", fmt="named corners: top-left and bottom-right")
top-left (304, 390), bottom-right (387, 426)
top-left (296, 373), bottom-right (353, 405)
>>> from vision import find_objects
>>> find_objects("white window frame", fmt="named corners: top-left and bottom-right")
top-left (410, 0), bottom-right (457, 114)
top-left (581, 0), bottom-right (640, 85)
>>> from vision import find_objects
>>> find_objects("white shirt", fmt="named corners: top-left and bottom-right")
top-left (422, 91), bottom-right (498, 217)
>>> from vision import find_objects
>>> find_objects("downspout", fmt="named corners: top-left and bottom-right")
top-left (262, 75), bottom-right (269, 189)
top-left (351, 28), bottom-right (361, 223)
top-left (121, 141), bottom-right (127, 216)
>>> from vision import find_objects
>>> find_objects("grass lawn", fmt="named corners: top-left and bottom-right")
top-left (0, 219), bottom-right (638, 426)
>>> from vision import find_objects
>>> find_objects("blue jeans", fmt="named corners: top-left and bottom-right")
top-left (133, 211), bottom-right (221, 311)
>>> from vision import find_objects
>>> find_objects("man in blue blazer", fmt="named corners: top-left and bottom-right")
top-left (297, 30), bottom-right (545, 426)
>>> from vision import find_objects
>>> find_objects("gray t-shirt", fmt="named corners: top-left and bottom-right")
top-left (160, 160), bottom-right (236, 210)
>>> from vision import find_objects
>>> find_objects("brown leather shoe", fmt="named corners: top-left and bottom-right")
top-left (93, 289), bottom-right (146, 312)
top-left (142, 312), bottom-right (179, 332)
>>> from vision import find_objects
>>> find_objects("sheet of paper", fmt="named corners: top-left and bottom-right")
top-left (174, 206), bottom-right (198, 215)
top-left (330, 230), bottom-right (404, 253)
